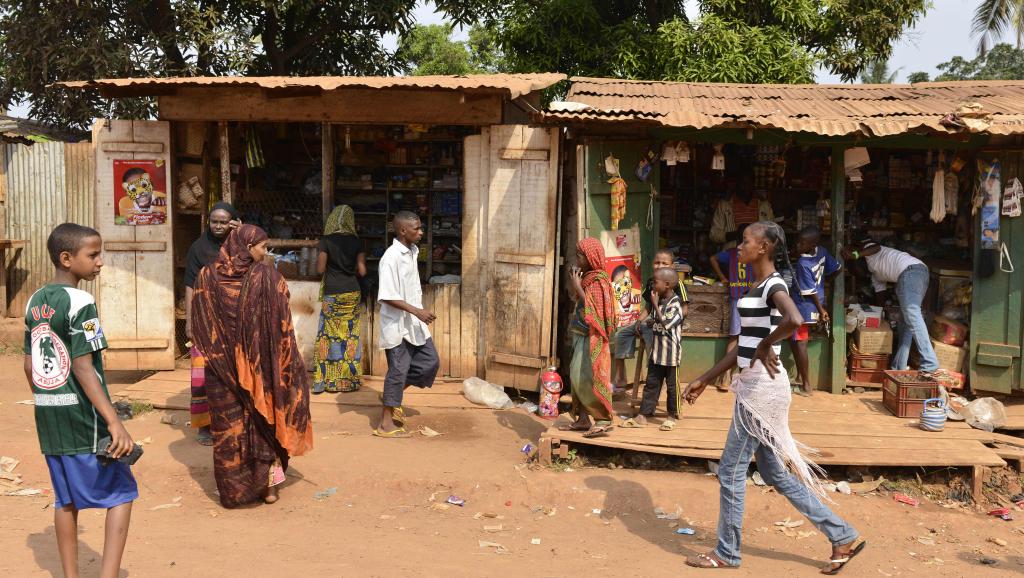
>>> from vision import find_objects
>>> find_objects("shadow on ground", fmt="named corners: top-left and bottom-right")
top-left (27, 526), bottom-right (128, 578)
top-left (584, 474), bottom-right (831, 571)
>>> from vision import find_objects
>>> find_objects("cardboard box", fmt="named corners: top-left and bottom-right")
top-left (854, 326), bottom-right (893, 354)
top-left (928, 339), bottom-right (967, 373)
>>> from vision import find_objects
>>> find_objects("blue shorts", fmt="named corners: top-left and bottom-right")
top-left (613, 323), bottom-right (638, 359)
top-left (45, 454), bottom-right (138, 510)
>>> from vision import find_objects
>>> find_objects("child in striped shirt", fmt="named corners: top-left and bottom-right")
top-left (634, 268), bottom-right (684, 427)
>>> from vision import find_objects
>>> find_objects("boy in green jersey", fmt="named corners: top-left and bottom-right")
top-left (24, 223), bottom-right (136, 578)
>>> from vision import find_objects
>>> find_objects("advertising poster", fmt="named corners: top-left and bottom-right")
top-left (606, 255), bottom-right (642, 327)
top-left (114, 159), bottom-right (168, 225)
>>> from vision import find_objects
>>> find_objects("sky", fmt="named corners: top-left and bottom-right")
top-left (6, 0), bottom-right (1001, 118)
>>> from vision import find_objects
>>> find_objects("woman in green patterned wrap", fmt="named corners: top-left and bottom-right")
top-left (314, 205), bottom-right (367, 393)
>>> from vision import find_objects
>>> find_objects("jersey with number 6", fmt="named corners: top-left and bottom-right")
top-left (24, 284), bottom-right (110, 455)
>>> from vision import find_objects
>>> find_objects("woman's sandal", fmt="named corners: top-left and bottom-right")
top-left (372, 427), bottom-right (412, 438)
top-left (685, 553), bottom-right (737, 569)
top-left (557, 422), bottom-right (591, 432)
top-left (620, 418), bottom-right (642, 428)
top-left (660, 419), bottom-right (677, 431)
top-left (820, 541), bottom-right (866, 575)
top-left (582, 424), bottom-right (613, 438)
top-left (262, 485), bottom-right (279, 504)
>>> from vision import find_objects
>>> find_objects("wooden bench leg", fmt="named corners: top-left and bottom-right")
top-left (972, 465), bottom-right (987, 504)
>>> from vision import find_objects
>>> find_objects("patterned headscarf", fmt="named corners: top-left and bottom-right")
top-left (214, 224), bottom-right (268, 280)
top-left (324, 205), bottom-right (357, 236)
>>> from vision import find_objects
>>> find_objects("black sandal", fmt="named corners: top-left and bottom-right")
top-left (821, 541), bottom-right (866, 575)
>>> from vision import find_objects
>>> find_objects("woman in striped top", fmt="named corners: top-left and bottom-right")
top-left (683, 222), bottom-right (865, 574)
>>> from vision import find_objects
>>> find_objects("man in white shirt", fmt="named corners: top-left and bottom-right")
top-left (375, 211), bottom-right (439, 437)
top-left (842, 241), bottom-right (939, 372)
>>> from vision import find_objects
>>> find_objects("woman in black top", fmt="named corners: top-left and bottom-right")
top-left (184, 202), bottom-right (240, 445)
top-left (313, 205), bottom-right (367, 393)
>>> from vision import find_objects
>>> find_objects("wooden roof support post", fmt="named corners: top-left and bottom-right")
top-left (830, 144), bottom-right (847, 395)
top-left (322, 123), bottom-right (334, 222)
top-left (219, 121), bottom-right (231, 203)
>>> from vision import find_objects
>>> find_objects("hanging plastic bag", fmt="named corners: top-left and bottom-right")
top-left (944, 171), bottom-right (959, 216)
top-left (462, 377), bottom-right (515, 410)
top-left (711, 144), bottom-right (725, 171)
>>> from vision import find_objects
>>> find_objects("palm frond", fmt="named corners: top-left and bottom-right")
top-left (972, 0), bottom-right (1013, 55)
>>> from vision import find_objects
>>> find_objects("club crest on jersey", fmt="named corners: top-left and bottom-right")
top-left (31, 324), bottom-right (70, 389)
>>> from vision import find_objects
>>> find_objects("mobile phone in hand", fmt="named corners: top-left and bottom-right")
top-left (96, 436), bottom-right (144, 466)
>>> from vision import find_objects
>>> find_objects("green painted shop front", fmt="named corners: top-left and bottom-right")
top-left (575, 129), bottom-right (1005, 393)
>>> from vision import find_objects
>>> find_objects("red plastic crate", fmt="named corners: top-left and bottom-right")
top-left (849, 367), bottom-right (886, 384)
top-left (882, 370), bottom-right (939, 418)
top-left (850, 353), bottom-right (890, 371)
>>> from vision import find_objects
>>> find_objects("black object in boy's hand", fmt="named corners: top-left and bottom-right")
top-left (96, 436), bottom-right (144, 465)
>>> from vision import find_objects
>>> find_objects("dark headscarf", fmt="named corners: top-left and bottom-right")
top-left (183, 202), bottom-right (238, 288)
top-left (191, 224), bottom-right (312, 507)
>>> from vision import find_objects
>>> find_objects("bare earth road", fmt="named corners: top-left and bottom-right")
top-left (1, 355), bottom-right (1022, 577)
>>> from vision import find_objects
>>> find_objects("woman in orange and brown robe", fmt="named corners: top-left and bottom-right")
top-left (191, 224), bottom-right (313, 507)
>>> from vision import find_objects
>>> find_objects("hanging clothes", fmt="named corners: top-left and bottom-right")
top-left (930, 166), bottom-right (946, 223)
top-left (609, 176), bottom-right (628, 230)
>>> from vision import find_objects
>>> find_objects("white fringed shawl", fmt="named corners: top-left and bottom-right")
top-left (731, 361), bottom-right (830, 501)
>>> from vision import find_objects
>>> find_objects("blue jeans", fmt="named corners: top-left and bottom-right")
top-left (892, 264), bottom-right (939, 372)
top-left (714, 404), bottom-right (858, 566)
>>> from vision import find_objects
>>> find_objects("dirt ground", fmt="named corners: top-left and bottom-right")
top-left (2, 355), bottom-right (1024, 577)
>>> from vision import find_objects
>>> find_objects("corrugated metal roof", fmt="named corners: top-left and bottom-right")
top-left (59, 74), bottom-right (566, 100)
top-left (547, 77), bottom-right (1024, 137)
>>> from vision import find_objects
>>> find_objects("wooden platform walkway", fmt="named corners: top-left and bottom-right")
top-left (112, 369), bottom-right (483, 411)
top-left (539, 389), bottom-right (1024, 502)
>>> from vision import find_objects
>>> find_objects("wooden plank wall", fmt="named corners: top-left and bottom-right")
top-left (93, 120), bottom-right (176, 370)
top-left (362, 284), bottom-right (464, 378)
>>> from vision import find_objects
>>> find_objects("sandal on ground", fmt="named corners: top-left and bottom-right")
top-left (660, 419), bottom-right (676, 431)
top-left (685, 553), bottom-right (737, 569)
top-left (557, 423), bottom-right (591, 432)
top-left (372, 427), bottom-right (412, 438)
top-left (620, 418), bottom-right (642, 428)
top-left (582, 424), bottom-right (613, 438)
top-left (821, 541), bottom-right (866, 575)
top-left (793, 388), bottom-right (811, 397)
top-left (262, 485), bottom-right (279, 504)
top-left (195, 429), bottom-right (214, 446)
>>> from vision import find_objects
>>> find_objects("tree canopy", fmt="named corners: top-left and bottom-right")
top-left (483, 0), bottom-right (928, 85)
top-left (397, 24), bottom-right (507, 75)
top-left (908, 43), bottom-right (1024, 82)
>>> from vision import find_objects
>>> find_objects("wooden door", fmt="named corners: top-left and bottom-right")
top-left (93, 120), bottom-right (175, 370)
top-left (481, 125), bottom-right (559, 389)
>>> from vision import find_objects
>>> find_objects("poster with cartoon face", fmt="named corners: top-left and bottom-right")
top-left (114, 159), bottom-right (168, 225)
top-left (606, 255), bottom-right (642, 327)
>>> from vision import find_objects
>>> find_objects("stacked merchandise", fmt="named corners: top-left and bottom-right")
top-left (847, 304), bottom-right (892, 384)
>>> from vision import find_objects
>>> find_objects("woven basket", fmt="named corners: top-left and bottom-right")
top-left (681, 284), bottom-right (728, 334)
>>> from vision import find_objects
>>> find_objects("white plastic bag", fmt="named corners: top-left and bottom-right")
top-left (960, 397), bottom-right (1008, 432)
top-left (462, 377), bottom-right (515, 410)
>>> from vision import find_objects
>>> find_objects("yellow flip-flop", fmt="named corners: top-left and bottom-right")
top-left (372, 427), bottom-right (412, 438)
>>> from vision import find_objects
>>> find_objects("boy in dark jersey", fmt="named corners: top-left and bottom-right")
top-left (24, 223), bottom-right (136, 578)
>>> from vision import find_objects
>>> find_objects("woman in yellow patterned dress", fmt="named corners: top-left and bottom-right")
top-left (313, 205), bottom-right (367, 393)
